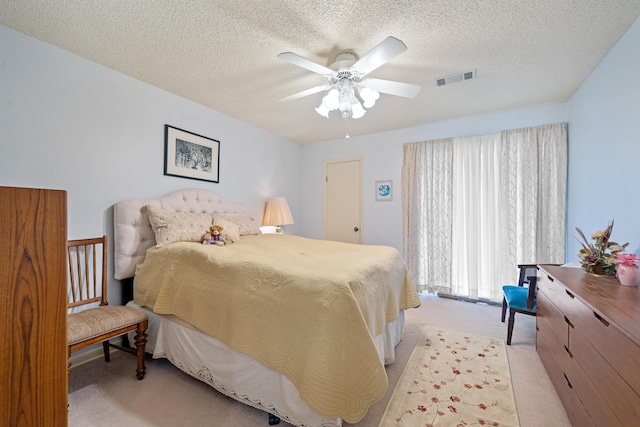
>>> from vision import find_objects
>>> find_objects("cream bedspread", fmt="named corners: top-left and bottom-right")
top-left (134, 234), bottom-right (420, 423)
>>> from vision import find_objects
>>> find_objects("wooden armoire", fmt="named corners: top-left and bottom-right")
top-left (0, 186), bottom-right (68, 425)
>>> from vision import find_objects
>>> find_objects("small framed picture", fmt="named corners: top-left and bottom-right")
top-left (164, 124), bottom-right (220, 183)
top-left (375, 180), bottom-right (393, 202)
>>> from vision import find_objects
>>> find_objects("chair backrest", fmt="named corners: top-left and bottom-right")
top-left (517, 264), bottom-right (539, 310)
top-left (67, 236), bottom-right (108, 309)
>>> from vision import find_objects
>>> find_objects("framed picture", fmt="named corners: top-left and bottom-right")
top-left (164, 125), bottom-right (220, 183)
top-left (375, 180), bottom-right (393, 201)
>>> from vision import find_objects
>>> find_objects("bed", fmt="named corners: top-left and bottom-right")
top-left (113, 189), bottom-right (420, 426)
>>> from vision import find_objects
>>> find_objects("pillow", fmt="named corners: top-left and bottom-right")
top-left (146, 205), bottom-right (213, 246)
top-left (213, 216), bottom-right (241, 244)
top-left (214, 214), bottom-right (262, 236)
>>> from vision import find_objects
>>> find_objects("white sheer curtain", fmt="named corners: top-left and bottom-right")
top-left (402, 123), bottom-right (567, 301)
top-left (402, 138), bottom-right (453, 294)
top-left (451, 134), bottom-right (502, 300)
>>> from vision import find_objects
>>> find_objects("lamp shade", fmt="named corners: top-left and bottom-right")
top-left (263, 197), bottom-right (294, 228)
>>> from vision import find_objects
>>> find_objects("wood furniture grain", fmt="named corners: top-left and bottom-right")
top-left (536, 264), bottom-right (640, 427)
top-left (0, 186), bottom-right (68, 426)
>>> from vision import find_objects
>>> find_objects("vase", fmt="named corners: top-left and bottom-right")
top-left (617, 264), bottom-right (640, 287)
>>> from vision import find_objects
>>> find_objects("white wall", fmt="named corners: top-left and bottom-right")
top-left (301, 105), bottom-right (568, 253)
top-left (566, 17), bottom-right (640, 259)
top-left (0, 25), bottom-right (303, 304)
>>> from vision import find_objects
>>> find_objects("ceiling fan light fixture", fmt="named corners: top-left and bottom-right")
top-left (351, 102), bottom-right (366, 119)
top-left (339, 97), bottom-right (352, 113)
top-left (322, 90), bottom-right (340, 110)
top-left (315, 103), bottom-right (330, 118)
top-left (347, 88), bottom-right (358, 104)
top-left (359, 86), bottom-right (380, 108)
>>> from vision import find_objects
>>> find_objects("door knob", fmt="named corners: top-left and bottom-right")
top-left (354, 227), bottom-right (359, 232)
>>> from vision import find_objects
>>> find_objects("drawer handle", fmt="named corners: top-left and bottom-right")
top-left (593, 312), bottom-right (609, 327)
top-left (563, 373), bottom-right (573, 389)
top-left (565, 290), bottom-right (575, 299)
top-left (564, 345), bottom-right (574, 359)
top-left (547, 275), bottom-right (554, 282)
top-left (564, 316), bottom-right (574, 329)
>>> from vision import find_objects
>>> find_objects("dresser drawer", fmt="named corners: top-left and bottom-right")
top-left (537, 313), bottom-right (566, 365)
top-left (537, 271), bottom-right (583, 322)
top-left (570, 327), bottom-right (640, 426)
top-left (567, 293), bottom-right (640, 392)
top-left (536, 288), bottom-right (568, 345)
top-left (537, 324), bottom-right (594, 427)
top-left (562, 334), bottom-right (627, 426)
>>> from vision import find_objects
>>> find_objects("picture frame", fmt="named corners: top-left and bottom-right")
top-left (164, 124), bottom-right (220, 183)
top-left (375, 180), bottom-right (393, 202)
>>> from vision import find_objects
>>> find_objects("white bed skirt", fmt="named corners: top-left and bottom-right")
top-left (127, 301), bottom-right (405, 427)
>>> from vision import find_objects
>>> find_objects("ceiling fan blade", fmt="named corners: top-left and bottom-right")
top-left (278, 52), bottom-right (335, 76)
top-left (351, 36), bottom-right (407, 76)
top-left (363, 78), bottom-right (421, 98)
top-left (279, 84), bottom-right (332, 102)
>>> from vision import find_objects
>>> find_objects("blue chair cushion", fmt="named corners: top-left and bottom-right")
top-left (502, 285), bottom-right (536, 313)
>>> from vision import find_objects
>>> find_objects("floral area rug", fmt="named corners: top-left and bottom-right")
top-left (379, 326), bottom-right (520, 427)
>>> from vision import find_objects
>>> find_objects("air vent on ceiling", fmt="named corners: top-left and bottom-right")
top-left (436, 69), bottom-right (476, 87)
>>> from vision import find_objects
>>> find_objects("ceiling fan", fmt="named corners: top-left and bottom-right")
top-left (278, 36), bottom-right (421, 120)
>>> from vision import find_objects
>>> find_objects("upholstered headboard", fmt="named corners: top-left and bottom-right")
top-left (113, 188), bottom-right (251, 280)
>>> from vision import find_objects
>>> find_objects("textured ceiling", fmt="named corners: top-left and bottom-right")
top-left (2, 1), bottom-right (639, 144)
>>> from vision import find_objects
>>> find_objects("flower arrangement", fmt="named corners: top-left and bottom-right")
top-left (576, 220), bottom-right (628, 276)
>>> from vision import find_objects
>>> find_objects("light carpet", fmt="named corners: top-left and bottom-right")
top-left (379, 326), bottom-right (519, 427)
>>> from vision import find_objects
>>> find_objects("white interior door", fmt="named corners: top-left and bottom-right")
top-left (324, 158), bottom-right (362, 244)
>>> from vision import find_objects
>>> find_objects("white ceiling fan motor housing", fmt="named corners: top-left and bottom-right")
top-left (331, 52), bottom-right (357, 70)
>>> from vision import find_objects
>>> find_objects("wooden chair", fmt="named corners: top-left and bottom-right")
top-left (501, 264), bottom-right (538, 345)
top-left (67, 236), bottom-right (148, 379)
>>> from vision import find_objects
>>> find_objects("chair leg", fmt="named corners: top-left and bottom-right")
top-left (507, 309), bottom-right (516, 345)
top-left (103, 340), bottom-right (110, 362)
top-left (134, 320), bottom-right (149, 380)
top-left (501, 297), bottom-right (507, 322)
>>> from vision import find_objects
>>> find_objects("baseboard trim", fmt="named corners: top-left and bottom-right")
top-left (437, 292), bottom-right (501, 307)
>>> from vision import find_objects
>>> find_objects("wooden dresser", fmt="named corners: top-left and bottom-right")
top-left (0, 186), bottom-right (68, 426)
top-left (536, 264), bottom-right (640, 427)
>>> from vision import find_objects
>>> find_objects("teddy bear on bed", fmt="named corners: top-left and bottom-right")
top-left (202, 225), bottom-right (225, 246)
